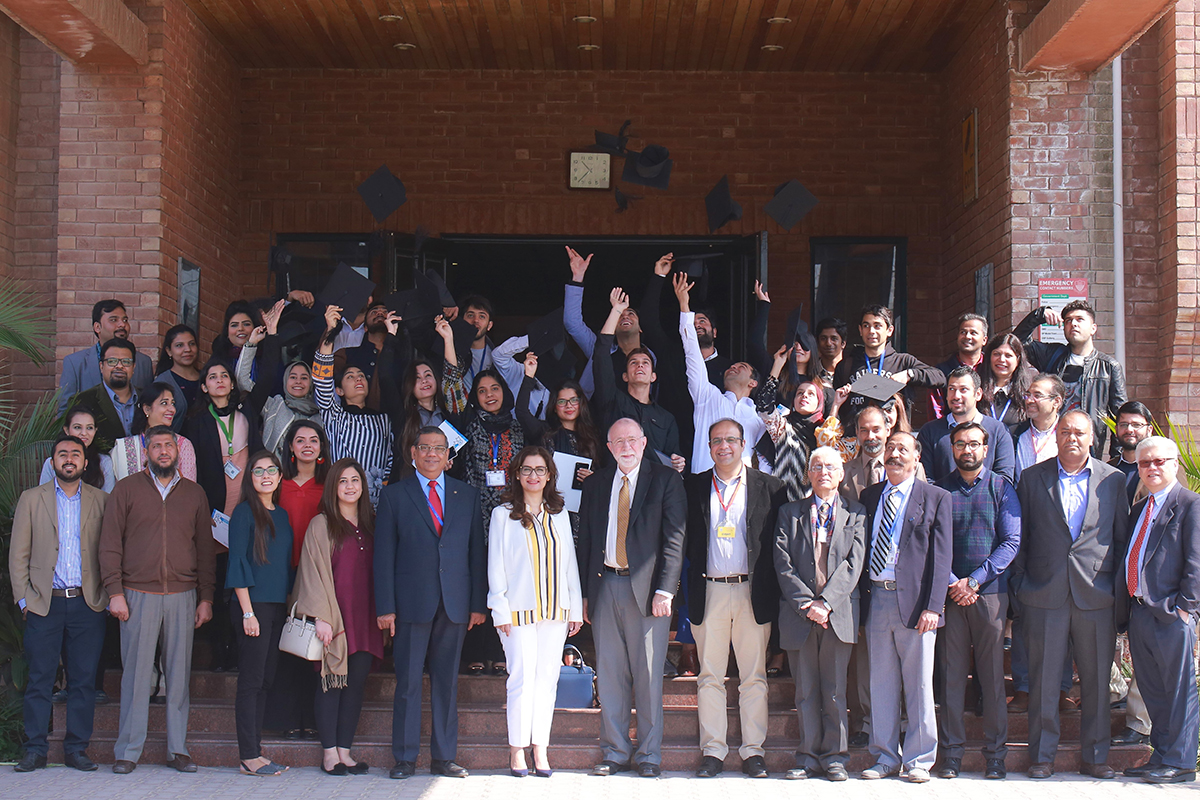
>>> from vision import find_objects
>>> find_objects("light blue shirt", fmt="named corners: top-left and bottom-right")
top-left (1125, 483), bottom-right (1174, 599)
top-left (872, 474), bottom-right (916, 582)
top-left (1057, 461), bottom-right (1091, 541)
top-left (53, 479), bottom-right (83, 590)
top-left (420, 471), bottom-right (446, 525)
top-left (103, 382), bottom-right (139, 436)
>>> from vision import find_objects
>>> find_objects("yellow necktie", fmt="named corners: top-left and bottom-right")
top-left (615, 476), bottom-right (630, 568)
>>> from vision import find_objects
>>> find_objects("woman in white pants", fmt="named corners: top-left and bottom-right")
top-left (488, 445), bottom-right (583, 777)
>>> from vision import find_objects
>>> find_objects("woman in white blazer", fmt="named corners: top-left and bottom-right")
top-left (488, 445), bottom-right (583, 777)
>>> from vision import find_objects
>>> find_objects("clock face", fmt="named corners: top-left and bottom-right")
top-left (569, 152), bottom-right (611, 189)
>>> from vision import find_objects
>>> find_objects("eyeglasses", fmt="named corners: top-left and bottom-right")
top-left (251, 466), bottom-right (280, 477)
top-left (1023, 393), bottom-right (1055, 402)
top-left (708, 436), bottom-right (743, 447)
top-left (951, 441), bottom-right (985, 451)
top-left (518, 466), bottom-right (549, 477)
top-left (1138, 457), bottom-right (1176, 469)
top-left (103, 358), bottom-right (134, 368)
top-left (555, 397), bottom-right (581, 407)
top-left (415, 444), bottom-right (448, 454)
top-left (608, 436), bottom-right (644, 449)
top-left (809, 463), bottom-right (840, 473)
top-left (1117, 421), bottom-right (1149, 430)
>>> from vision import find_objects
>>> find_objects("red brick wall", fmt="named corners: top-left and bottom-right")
top-left (238, 69), bottom-right (948, 364)
top-left (0, 18), bottom-right (18, 285)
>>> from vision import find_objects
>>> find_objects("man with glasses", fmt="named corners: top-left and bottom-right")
top-left (68, 339), bottom-right (142, 452)
top-left (1118, 437), bottom-right (1200, 784)
top-left (1012, 410), bottom-right (1129, 779)
top-left (916, 366), bottom-right (1015, 484)
top-left (934, 423), bottom-right (1021, 779)
top-left (1013, 374), bottom-right (1066, 480)
top-left (578, 418), bottom-right (686, 777)
top-left (686, 419), bottom-right (787, 778)
top-left (58, 299), bottom-right (154, 414)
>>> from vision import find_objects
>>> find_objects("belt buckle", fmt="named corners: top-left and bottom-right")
top-left (60, 587), bottom-right (81, 598)
top-left (877, 580), bottom-right (896, 591)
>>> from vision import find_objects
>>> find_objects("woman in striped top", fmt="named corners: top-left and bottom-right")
top-left (487, 446), bottom-right (583, 777)
top-left (313, 304), bottom-right (393, 506)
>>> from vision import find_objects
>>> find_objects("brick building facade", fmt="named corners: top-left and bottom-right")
top-left (0, 0), bottom-right (1195, 426)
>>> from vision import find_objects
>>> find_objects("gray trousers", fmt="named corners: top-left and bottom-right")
top-left (787, 624), bottom-right (851, 771)
top-left (848, 638), bottom-right (871, 734)
top-left (1024, 599), bottom-right (1114, 765)
top-left (115, 589), bottom-right (196, 762)
top-left (938, 591), bottom-right (1008, 760)
top-left (867, 588), bottom-right (938, 771)
top-left (593, 573), bottom-right (670, 766)
top-left (1128, 602), bottom-right (1199, 769)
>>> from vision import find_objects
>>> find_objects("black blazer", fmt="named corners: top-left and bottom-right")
top-left (68, 384), bottom-right (128, 454)
top-left (1117, 482), bottom-right (1200, 629)
top-left (373, 473), bottom-right (486, 625)
top-left (684, 468), bottom-right (787, 626)
top-left (774, 493), bottom-right (867, 646)
top-left (181, 401), bottom-right (264, 513)
top-left (859, 477), bottom-right (954, 630)
top-left (577, 458), bottom-right (687, 617)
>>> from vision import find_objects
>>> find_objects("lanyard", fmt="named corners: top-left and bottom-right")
top-left (809, 502), bottom-right (831, 539)
top-left (489, 433), bottom-right (501, 468)
top-left (425, 482), bottom-right (444, 528)
top-left (712, 473), bottom-right (742, 520)
top-left (864, 354), bottom-right (884, 376)
top-left (465, 343), bottom-right (490, 386)
top-left (209, 404), bottom-right (236, 457)
top-left (1031, 425), bottom-right (1055, 458)
top-left (991, 395), bottom-right (1013, 422)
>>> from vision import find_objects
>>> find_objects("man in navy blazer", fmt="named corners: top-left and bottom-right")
top-left (857, 431), bottom-right (953, 783)
top-left (578, 417), bottom-right (686, 778)
top-left (375, 426), bottom-right (486, 780)
top-left (915, 366), bottom-right (1015, 484)
top-left (58, 300), bottom-right (153, 414)
top-left (1117, 436), bottom-right (1200, 784)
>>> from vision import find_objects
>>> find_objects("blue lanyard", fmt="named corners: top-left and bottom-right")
top-left (425, 481), bottom-right (444, 527)
top-left (489, 433), bottom-right (501, 468)
top-left (465, 343), bottom-right (490, 386)
top-left (992, 396), bottom-right (1012, 422)
top-left (864, 354), bottom-right (884, 376)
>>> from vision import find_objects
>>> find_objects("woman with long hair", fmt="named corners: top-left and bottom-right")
top-left (488, 447), bottom-right (582, 776)
top-left (212, 300), bottom-right (261, 366)
top-left (225, 451), bottom-right (293, 777)
top-left (292, 458), bottom-right (383, 776)
top-left (110, 381), bottom-right (198, 482)
top-left (981, 333), bottom-right (1034, 433)
top-left (154, 324), bottom-right (201, 426)
top-left (762, 379), bottom-right (827, 503)
top-left (39, 406), bottom-right (114, 492)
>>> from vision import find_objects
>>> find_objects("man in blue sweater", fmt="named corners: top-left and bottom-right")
top-left (916, 367), bottom-right (1015, 484)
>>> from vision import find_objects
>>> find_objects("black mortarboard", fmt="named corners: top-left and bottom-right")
top-left (269, 245), bottom-right (292, 273)
top-left (785, 306), bottom-right (818, 354)
top-left (384, 289), bottom-right (436, 325)
top-left (526, 308), bottom-right (566, 356)
top-left (319, 263), bottom-right (376, 318)
top-left (533, 348), bottom-right (578, 395)
top-left (705, 176), bottom-right (743, 233)
top-left (418, 270), bottom-right (456, 308)
top-left (595, 120), bottom-right (633, 155)
top-left (357, 165), bottom-right (407, 223)
top-left (277, 302), bottom-right (320, 347)
top-left (621, 144), bottom-right (673, 190)
top-left (675, 251), bottom-right (723, 279)
top-left (449, 315), bottom-right (480, 359)
top-left (764, 179), bottom-right (819, 231)
top-left (850, 373), bottom-right (905, 404)
top-left (614, 188), bottom-right (640, 213)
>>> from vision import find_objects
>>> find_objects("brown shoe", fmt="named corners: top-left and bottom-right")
top-left (1081, 762), bottom-right (1115, 779)
top-left (678, 644), bottom-right (699, 677)
top-left (1059, 691), bottom-right (1078, 712)
top-left (1007, 690), bottom-right (1028, 712)
top-left (112, 760), bottom-right (137, 774)
top-left (1028, 762), bottom-right (1053, 779)
top-left (166, 753), bottom-right (198, 773)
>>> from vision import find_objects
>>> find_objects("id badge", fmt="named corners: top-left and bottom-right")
top-left (817, 529), bottom-right (829, 544)
top-left (223, 460), bottom-right (241, 480)
top-left (717, 525), bottom-right (736, 539)
top-left (486, 470), bottom-right (506, 487)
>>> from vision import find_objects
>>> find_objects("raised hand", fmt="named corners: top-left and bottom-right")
top-left (609, 287), bottom-right (630, 313)
top-left (323, 304), bottom-right (343, 333)
top-left (262, 298), bottom-right (286, 335)
top-left (653, 253), bottom-right (674, 277)
top-left (524, 352), bottom-right (539, 378)
top-left (672, 272), bottom-right (693, 312)
top-left (566, 246), bottom-right (594, 282)
top-left (754, 280), bottom-right (770, 303)
top-left (434, 314), bottom-right (452, 340)
top-left (384, 311), bottom-right (402, 336)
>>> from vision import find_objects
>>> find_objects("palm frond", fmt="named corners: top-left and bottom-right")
top-left (0, 393), bottom-right (64, 521)
top-left (0, 279), bottom-right (54, 364)
top-left (1164, 415), bottom-right (1200, 493)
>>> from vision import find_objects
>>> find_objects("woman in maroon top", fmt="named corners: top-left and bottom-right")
top-left (264, 420), bottom-right (332, 740)
top-left (293, 459), bottom-right (384, 775)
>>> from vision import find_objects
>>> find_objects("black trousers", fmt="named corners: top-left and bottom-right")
top-left (231, 601), bottom-right (286, 760)
top-left (23, 596), bottom-right (105, 756)
top-left (314, 651), bottom-right (373, 749)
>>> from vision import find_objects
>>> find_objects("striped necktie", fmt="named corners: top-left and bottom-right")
top-left (870, 487), bottom-right (901, 576)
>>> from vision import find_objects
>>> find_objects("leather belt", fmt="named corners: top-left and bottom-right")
top-left (706, 574), bottom-right (749, 584)
top-left (604, 565), bottom-right (631, 576)
top-left (873, 580), bottom-right (897, 591)
top-left (51, 587), bottom-right (83, 598)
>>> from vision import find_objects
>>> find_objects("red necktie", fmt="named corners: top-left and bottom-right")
top-left (428, 480), bottom-right (443, 536)
top-left (1126, 494), bottom-right (1155, 597)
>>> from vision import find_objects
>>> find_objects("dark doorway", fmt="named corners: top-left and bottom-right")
top-left (811, 237), bottom-right (908, 351)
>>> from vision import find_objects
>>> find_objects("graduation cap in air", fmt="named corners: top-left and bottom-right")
top-left (357, 165), bottom-right (407, 223)
top-left (764, 179), bottom-right (819, 231)
top-left (419, 270), bottom-right (456, 308)
top-left (785, 305), bottom-right (818, 355)
top-left (269, 245), bottom-right (292, 273)
top-left (673, 251), bottom-right (721, 306)
top-left (277, 302), bottom-right (320, 347)
top-left (595, 120), bottom-right (633, 156)
top-left (621, 144), bottom-right (673, 190)
top-left (850, 373), bottom-right (905, 404)
top-left (614, 188), bottom-right (641, 213)
top-left (705, 176), bottom-right (743, 233)
top-left (448, 315), bottom-right (481, 361)
top-left (319, 263), bottom-right (376, 319)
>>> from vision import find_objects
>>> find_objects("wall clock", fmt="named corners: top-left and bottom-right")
top-left (569, 152), bottom-right (611, 189)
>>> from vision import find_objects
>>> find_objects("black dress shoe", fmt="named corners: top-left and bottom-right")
top-left (984, 758), bottom-right (1006, 779)
top-left (825, 763), bottom-right (848, 781)
top-left (592, 761), bottom-right (630, 776)
top-left (1028, 762), bottom-right (1053, 779)
top-left (64, 751), bottom-right (98, 771)
top-left (1081, 762), bottom-right (1115, 779)
top-left (637, 762), bottom-right (662, 777)
top-left (938, 757), bottom-right (960, 778)
top-left (695, 755), bottom-right (723, 778)
top-left (1124, 763), bottom-right (1155, 777)
top-left (389, 761), bottom-right (415, 779)
top-left (849, 731), bottom-right (869, 747)
top-left (1145, 767), bottom-right (1196, 784)
top-left (742, 755), bottom-right (768, 778)
top-left (14, 752), bottom-right (47, 772)
top-left (430, 759), bottom-right (468, 777)
top-left (1111, 726), bottom-right (1151, 745)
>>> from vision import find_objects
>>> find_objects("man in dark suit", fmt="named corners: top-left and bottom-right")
top-left (69, 339), bottom-right (142, 453)
top-left (915, 366), bottom-right (1015, 484)
top-left (58, 299), bottom-right (153, 415)
top-left (578, 417), bottom-right (687, 778)
top-left (858, 431), bottom-right (953, 783)
top-left (775, 446), bottom-right (866, 781)
top-left (375, 426), bottom-right (486, 780)
top-left (686, 419), bottom-right (788, 779)
top-left (1118, 436), bottom-right (1199, 784)
top-left (1011, 409), bottom-right (1130, 779)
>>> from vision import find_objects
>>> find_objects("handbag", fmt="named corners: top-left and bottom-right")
top-left (557, 644), bottom-right (597, 708)
top-left (278, 602), bottom-right (323, 661)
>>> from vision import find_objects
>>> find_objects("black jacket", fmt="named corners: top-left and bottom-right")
top-left (591, 332), bottom-right (682, 460)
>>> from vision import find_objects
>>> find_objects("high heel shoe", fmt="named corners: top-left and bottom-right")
top-left (509, 767), bottom-right (529, 777)
top-left (534, 767), bottom-right (553, 777)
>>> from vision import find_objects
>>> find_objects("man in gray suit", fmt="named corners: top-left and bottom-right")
top-left (58, 300), bottom-right (153, 414)
top-left (578, 417), bottom-right (687, 778)
top-left (1118, 436), bottom-right (1199, 784)
top-left (775, 446), bottom-right (866, 781)
top-left (1012, 409), bottom-right (1130, 779)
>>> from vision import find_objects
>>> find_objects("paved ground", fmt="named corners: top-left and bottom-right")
top-left (1, 761), bottom-right (1198, 799)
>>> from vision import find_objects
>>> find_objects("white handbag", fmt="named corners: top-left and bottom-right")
top-left (278, 602), bottom-right (323, 661)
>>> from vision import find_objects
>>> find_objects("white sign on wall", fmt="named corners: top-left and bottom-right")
top-left (1037, 278), bottom-right (1088, 344)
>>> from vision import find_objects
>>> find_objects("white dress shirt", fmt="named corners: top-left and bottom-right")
top-left (707, 467), bottom-right (748, 577)
top-left (605, 463), bottom-right (640, 568)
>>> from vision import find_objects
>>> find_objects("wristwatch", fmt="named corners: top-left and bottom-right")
top-left (966, 577), bottom-right (980, 592)
top-left (243, 611), bottom-right (256, 619)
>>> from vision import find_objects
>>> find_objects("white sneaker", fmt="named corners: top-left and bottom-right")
top-left (907, 767), bottom-right (931, 783)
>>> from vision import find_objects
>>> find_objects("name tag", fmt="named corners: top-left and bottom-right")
top-left (223, 460), bottom-right (241, 480)
top-left (717, 525), bottom-right (736, 539)
top-left (486, 470), bottom-right (506, 487)
top-left (817, 529), bottom-right (829, 544)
